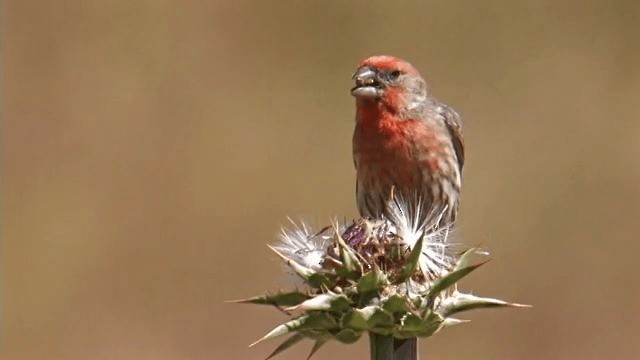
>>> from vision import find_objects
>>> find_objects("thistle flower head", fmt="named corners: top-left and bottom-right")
top-left (234, 198), bottom-right (528, 359)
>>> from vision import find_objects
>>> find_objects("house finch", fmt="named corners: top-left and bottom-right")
top-left (351, 55), bottom-right (464, 228)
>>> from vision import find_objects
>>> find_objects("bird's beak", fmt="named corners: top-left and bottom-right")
top-left (351, 66), bottom-right (383, 99)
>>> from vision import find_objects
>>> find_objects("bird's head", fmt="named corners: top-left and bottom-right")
top-left (351, 55), bottom-right (428, 116)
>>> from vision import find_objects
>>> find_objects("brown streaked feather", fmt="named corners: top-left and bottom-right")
top-left (436, 102), bottom-right (465, 172)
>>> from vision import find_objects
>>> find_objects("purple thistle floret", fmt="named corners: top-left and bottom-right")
top-left (342, 222), bottom-right (367, 247)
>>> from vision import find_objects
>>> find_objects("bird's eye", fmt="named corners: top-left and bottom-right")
top-left (379, 70), bottom-right (401, 83)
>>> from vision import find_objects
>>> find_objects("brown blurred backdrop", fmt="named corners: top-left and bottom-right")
top-left (3, 1), bottom-right (640, 359)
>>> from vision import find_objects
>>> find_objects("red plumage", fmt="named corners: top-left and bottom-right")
top-left (351, 55), bottom-right (464, 228)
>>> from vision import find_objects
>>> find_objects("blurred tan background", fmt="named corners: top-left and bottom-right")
top-left (3, 1), bottom-right (640, 359)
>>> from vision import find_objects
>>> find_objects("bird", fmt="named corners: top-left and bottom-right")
top-left (351, 55), bottom-right (464, 229)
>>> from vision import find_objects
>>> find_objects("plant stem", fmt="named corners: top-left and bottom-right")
top-left (369, 335), bottom-right (419, 360)
top-left (393, 337), bottom-right (418, 360)
top-left (369, 333), bottom-right (394, 360)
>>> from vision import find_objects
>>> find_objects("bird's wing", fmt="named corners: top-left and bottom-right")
top-left (435, 102), bottom-right (465, 171)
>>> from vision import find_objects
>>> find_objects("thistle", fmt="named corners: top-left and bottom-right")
top-left (232, 200), bottom-right (528, 359)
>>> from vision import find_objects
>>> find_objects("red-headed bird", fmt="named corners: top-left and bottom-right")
top-left (351, 55), bottom-right (464, 228)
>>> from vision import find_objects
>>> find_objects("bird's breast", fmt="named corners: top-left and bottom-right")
top-left (354, 118), bottom-right (449, 187)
